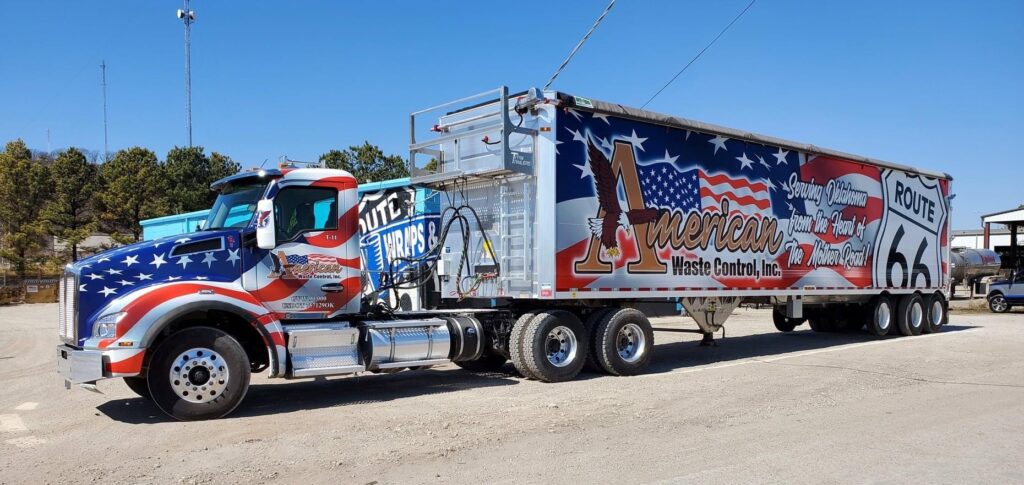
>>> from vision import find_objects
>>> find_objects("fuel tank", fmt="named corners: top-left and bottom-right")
top-left (950, 248), bottom-right (1001, 286)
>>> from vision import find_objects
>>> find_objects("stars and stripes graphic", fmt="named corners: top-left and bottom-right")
top-left (553, 104), bottom-right (935, 293)
top-left (636, 162), bottom-right (772, 220)
top-left (63, 170), bottom-right (362, 379)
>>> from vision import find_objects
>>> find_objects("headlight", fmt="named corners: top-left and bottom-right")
top-left (94, 312), bottom-right (125, 338)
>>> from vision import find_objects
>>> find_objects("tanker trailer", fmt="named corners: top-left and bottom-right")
top-left (950, 248), bottom-right (1001, 289)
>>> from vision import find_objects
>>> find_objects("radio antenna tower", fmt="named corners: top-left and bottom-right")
top-left (101, 60), bottom-right (109, 161)
top-left (176, 1), bottom-right (196, 147)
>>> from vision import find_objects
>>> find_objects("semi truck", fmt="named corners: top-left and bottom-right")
top-left (57, 87), bottom-right (953, 420)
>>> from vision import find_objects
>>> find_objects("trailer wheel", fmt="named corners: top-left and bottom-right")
top-left (923, 292), bottom-right (947, 333)
top-left (454, 351), bottom-right (508, 373)
top-left (592, 308), bottom-right (654, 376)
top-left (808, 317), bottom-right (837, 333)
top-left (867, 296), bottom-right (894, 336)
top-left (772, 308), bottom-right (804, 332)
top-left (509, 312), bottom-right (539, 379)
top-left (520, 310), bottom-right (588, 383)
top-left (147, 327), bottom-right (251, 421)
top-left (123, 376), bottom-right (151, 400)
top-left (583, 308), bottom-right (616, 372)
top-left (897, 294), bottom-right (925, 336)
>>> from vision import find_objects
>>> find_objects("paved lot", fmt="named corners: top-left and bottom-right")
top-left (1, 303), bottom-right (1022, 484)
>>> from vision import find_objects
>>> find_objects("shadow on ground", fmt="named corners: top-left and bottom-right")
top-left (96, 324), bottom-right (976, 423)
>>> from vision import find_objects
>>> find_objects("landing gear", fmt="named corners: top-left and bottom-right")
top-left (699, 332), bottom-right (717, 347)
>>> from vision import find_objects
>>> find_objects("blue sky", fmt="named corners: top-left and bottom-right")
top-left (2, 1), bottom-right (1021, 229)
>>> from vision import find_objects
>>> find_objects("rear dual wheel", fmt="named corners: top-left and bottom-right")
top-left (897, 293), bottom-right (925, 336)
top-left (514, 310), bottom-right (588, 382)
top-left (590, 308), bottom-right (654, 376)
top-left (511, 307), bottom-right (655, 382)
top-left (923, 292), bottom-right (947, 334)
top-left (868, 296), bottom-right (894, 336)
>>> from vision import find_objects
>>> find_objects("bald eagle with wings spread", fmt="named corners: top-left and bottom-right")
top-left (585, 137), bottom-right (661, 257)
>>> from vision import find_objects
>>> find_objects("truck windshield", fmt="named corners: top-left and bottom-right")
top-left (204, 182), bottom-right (267, 230)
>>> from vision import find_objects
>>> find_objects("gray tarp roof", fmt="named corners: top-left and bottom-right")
top-left (556, 92), bottom-right (952, 181)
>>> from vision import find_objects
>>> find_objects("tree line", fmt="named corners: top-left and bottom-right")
top-left (0, 139), bottom-right (408, 277)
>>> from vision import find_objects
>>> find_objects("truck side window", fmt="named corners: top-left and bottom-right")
top-left (273, 186), bottom-right (338, 243)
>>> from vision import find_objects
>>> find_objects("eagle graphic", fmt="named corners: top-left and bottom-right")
top-left (585, 137), bottom-right (661, 257)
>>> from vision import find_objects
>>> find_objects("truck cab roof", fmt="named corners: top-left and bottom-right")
top-left (210, 167), bottom-right (358, 192)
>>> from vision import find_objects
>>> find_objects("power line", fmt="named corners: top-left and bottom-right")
top-left (640, 0), bottom-right (759, 109)
top-left (543, 0), bottom-right (617, 91)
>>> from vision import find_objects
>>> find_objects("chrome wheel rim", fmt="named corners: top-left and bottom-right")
top-left (909, 301), bottom-right (923, 329)
top-left (930, 300), bottom-right (944, 326)
top-left (992, 296), bottom-right (1007, 312)
top-left (616, 323), bottom-right (646, 363)
top-left (169, 347), bottom-right (228, 404)
top-left (876, 302), bottom-right (891, 331)
top-left (545, 326), bottom-right (577, 368)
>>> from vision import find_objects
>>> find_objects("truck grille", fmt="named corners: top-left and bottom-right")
top-left (58, 273), bottom-right (78, 344)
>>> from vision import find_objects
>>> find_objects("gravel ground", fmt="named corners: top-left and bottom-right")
top-left (1, 303), bottom-right (1022, 484)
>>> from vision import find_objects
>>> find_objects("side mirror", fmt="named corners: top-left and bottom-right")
top-left (255, 199), bottom-right (276, 250)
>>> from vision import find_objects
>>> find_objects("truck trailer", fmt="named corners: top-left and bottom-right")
top-left (57, 87), bottom-right (953, 420)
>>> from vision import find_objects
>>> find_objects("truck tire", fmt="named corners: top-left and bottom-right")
top-left (923, 292), bottom-right (947, 333)
top-left (147, 327), bottom-right (251, 421)
top-left (897, 294), bottom-right (925, 336)
top-left (454, 351), bottom-right (507, 373)
top-left (123, 376), bottom-right (151, 400)
top-left (583, 308), bottom-right (616, 372)
top-left (592, 308), bottom-right (654, 376)
top-left (867, 296), bottom-right (894, 337)
top-left (839, 310), bottom-right (865, 332)
top-left (988, 293), bottom-right (1009, 313)
top-left (520, 310), bottom-right (588, 383)
top-left (509, 312), bottom-right (539, 379)
top-left (772, 308), bottom-right (805, 332)
top-left (808, 317), bottom-right (836, 333)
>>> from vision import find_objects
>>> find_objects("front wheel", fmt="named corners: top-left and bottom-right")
top-left (147, 327), bottom-right (251, 421)
top-left (123, 376), bottom-right (151, 400)
top-left (989, 293), bottom-right (1009, 313)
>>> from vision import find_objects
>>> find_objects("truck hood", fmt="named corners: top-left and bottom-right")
top-left (68, 229), bottom-right (247, 345)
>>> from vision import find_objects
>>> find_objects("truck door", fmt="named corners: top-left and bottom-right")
top-left (254, 179), bottom-right (361, 318)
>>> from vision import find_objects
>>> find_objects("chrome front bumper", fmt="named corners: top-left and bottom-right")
top-left (56, 345), bottom-right (104, 387)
